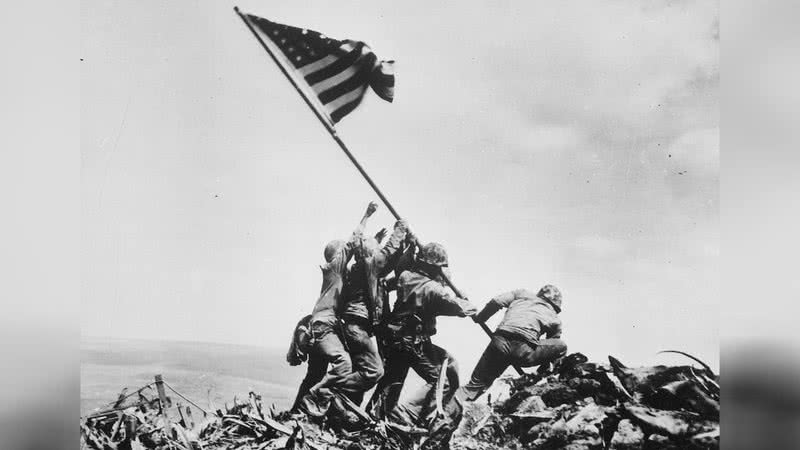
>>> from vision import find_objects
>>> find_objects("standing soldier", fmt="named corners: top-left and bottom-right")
top-left (337, 219), bottom-right (410, 405)
top-left (368, 242), bottom-right (477, 429)
top-left (296, 201), bottom-right (378, 416)
top-left (459, 285), bottom-right (567, 401)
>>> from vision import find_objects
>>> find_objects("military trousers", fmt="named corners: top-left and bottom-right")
top-left (290, 353), bottom-right (327, 412)
top-left (368, 338), bottom-right (459, 427)
top-left (298, 322), bottom-right (354, 416)
top-left (340, 320), bottom-right (384, 405)
top-left (461, 332), bottom-right (567, 401)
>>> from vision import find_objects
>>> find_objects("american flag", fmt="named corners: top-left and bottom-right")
top-left (242, 13), bottom-right (395, 124)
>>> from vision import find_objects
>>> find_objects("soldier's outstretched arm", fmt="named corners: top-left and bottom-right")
top-left (546, 320), bottom-right (563, 340)
top-left (431, 284), bottom-right (478, 318)
top-left (375, 219), bottom-right (409, 276)
top-left (357, 201), bottom-right (379, 233)
top-left (472, 290), bottom-right (522, 323)
top-left (341, 201), bottom-right (380, 262)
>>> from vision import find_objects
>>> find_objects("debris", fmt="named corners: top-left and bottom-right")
top-left (81, 352), bottom-right (719, 449)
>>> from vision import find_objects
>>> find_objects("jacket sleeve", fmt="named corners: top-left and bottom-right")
top-left (474, 289), bottom-right (532, 322)
top-left (473, 300), bottom-right (502, 323)
top-left (545, 318), bottom-right (563, 339)
top-left (428, 284), bottom-right (478, 317)
top-left (327, 230), bottom-right (363, 275)
top-left (375, 220), bottom-right (407, 277)
top-left (495, 289), bottom-right (536, 306)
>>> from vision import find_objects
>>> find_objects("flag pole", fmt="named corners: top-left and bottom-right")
top-left (234, 7), bottom-right (523, 375)
top-left (233, 7), bottom-right (400, 219)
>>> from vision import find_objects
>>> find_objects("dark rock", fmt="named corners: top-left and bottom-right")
top-left (649, 380), bottom-right (720, 419)
top-left (568, 378), bottom-right (602, 398)
top-left (541, 384), bottom-right (581, 407)
top-left (609, 356), bottom-right (718, 408)
top-left (555, 353), bottom-right (589, 378)
top-left (500, 378), bottom-right (580, 410)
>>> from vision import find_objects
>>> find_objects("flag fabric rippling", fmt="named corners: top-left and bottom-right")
top-left (243, 13), bottom-right (395, 124)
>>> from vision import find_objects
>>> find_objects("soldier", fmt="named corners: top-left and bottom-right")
top-left (368, 242), bottom-right (477, 429)
top-left (337, 219), bottom-right (411, 405)
top-left (296, 201), bottom-right (378, 416)
top-left (459, 285), bottom-right (567, 401)
top-left (286, 314), bottom-right (328, 413)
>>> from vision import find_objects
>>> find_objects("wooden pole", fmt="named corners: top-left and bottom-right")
top-left (234, 7), bottom-right (523, 375)
top-left (154, 374), bottom-right (172, 435)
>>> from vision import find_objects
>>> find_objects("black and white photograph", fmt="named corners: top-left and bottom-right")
top-left (79, 2), bottom-right (720, 448)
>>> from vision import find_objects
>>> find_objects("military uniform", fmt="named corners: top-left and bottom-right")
top-left (338, 220), bottom-right (408, 404)
top-left (368, 267), bottom-right (476, 426)
top-left (461, 286), bottom-right (567, 401)
top-left (296, 230), bottom-right (365, 416)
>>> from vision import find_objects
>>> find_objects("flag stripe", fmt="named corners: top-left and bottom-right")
top-left (373, 71), bottom-right (395, 88)
top-left (310, 65), bottom-right (359, 93)
top-left (297, 54), bottom-right (337, 75)
top-left (330, 98), bottom-right (363, 123)
top-left (318, 61), bottom-right (373, 105)
top-left (326, 85), bottom-right (367, 114)
top-left (303, 44), bottom-right (364, 85)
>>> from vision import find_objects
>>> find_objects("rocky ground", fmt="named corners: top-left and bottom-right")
top-left (81, 352), bottom-right (719, 449)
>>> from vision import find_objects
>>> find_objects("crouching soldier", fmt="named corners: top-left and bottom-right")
top-left (459, 285), bottom-right (567, 402)
top-left (286, 315), bottom-right (323, 412)
top-left (337, 219), bottom-right (410, 405)
top-left (368, 242), bottom-right (477, 430)
top-left (296, 201), bottom-right (378, 417)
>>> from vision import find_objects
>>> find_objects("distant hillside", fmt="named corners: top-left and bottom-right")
top-left (81, 336), bottom-right (305, 415)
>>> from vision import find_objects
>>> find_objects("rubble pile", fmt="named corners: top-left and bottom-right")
top-left (80, 389), bottom-right (418, 450)
top-left (81, 352), bottom-right (719, 449)
top-left (454, 352), bottom-right (719, 449)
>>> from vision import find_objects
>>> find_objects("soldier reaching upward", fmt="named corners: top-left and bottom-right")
top-left (337, 218), bottom-right (410, 405)
top-left (295, 201), bottom-right (378, 416)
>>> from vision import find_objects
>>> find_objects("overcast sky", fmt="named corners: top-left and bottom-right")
top-left (82, 1), bottom-right (719, 371)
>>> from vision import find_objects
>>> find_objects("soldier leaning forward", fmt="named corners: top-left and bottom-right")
top-left (459, 285), bottom-right (567, 402)
top-left (367, 242), bottom-right (477, 429)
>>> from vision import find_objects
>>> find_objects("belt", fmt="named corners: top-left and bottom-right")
top-left (495, 329), bottom-right (540, 346)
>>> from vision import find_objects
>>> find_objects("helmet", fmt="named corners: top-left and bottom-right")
top-left (419, 242), bottom-right (448, 267)
top-left (324, 239), bottom-right (345, 263)
top-left (537, 284), bottom-right (562, 312)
